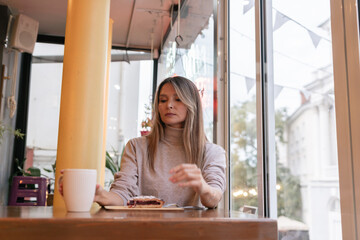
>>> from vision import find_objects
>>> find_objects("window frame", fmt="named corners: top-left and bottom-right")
top-left (330, 0), bottom-right (360, 239)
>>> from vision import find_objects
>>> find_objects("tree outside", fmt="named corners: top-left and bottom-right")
top-left (230, 99), bottom-right (302, 221)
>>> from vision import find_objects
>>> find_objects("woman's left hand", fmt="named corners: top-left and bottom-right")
top-left (169, 163), bottom-right (206, 194)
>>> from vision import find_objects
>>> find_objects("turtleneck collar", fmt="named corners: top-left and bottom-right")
top-left (163, 125), bottom-right (184, 145)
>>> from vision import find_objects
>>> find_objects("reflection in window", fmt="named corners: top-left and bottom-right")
top-left (158, 0), bottom-right (215, 141)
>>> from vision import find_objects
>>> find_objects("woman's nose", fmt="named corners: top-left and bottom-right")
top-left (167, 100), bottom-right (174, 109)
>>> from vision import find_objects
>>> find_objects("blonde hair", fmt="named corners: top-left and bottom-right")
top-left (147, 76), bottom-right (207, 171)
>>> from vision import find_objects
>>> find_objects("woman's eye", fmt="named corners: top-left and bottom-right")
top-left (160, 99), bottom-right (166, 103)
top-left (175, 98), bottom-right (181, 102)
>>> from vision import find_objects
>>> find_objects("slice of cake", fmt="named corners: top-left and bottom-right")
top-left (127, 196), bottom-right (165, 208)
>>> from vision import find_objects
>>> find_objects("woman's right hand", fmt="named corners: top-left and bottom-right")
top-left (94, 184), bottom-right (107, 205)
top-left (93, 184), bottom-right (124, 206)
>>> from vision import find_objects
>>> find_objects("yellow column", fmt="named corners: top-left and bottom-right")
top-left (100, 19), bottom-right (113, 186)
top-left (54, 0), bottom-right (110, 209)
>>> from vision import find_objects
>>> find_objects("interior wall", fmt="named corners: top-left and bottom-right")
top-left (0, 5), bottom-right (10, 71)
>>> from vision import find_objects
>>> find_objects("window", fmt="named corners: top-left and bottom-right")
top-left (228, 0), bottom-right (342, 238)
top-left (228, 0), bottom-right (258, 213)
top-left (27, 43), bottom-right (153, 191)
top-left (270, 1), bottom-right (341, 239)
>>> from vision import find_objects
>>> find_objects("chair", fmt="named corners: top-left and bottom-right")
top-left (9, 176), bottom-right (47, 206)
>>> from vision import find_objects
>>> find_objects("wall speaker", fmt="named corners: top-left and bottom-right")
top-left (9, 14), bottom-right (39, 54)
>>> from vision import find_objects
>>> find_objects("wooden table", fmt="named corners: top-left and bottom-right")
top-left (0, 206), bottom-right (277, 240)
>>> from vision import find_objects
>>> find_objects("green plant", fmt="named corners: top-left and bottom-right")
top-left (43, 161), bottom-right (56, 193)
top-left (104, 148), bottom-right (124, 188)
top-left (230, 99), bottom-right (302, 221)
top-left (43, 162), bottom-right (56, 176)
top-left (106, 150), bottom-right (120, 176)
top-left (13, 158), bottom-right (53, 179)
top-left (0, 121), bottom-right (24, 144)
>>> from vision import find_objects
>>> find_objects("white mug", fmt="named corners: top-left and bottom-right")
top-left (63, 169), bottom-right (97, 212)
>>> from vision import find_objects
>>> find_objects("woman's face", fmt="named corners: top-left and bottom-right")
top-left (158, 83), bottom-right (188, 128)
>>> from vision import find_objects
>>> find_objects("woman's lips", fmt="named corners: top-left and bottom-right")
top-left (165, 113), bottom-right (176, 116)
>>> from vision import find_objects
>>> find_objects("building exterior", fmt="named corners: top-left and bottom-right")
top-left (283, 65), bottom-right (341, 240)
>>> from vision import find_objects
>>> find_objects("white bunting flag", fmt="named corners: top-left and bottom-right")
top-left (273, 11), bottom-right (290, 31)
top-left (274, 85), bottom-right (283, 99)
top-left (245, 76), bottom-right (255, 93)
top-left (300, 89), bottom-right (311, 103)
top-left (243, 0), bottom-right (255, 14)
top-left (308, 30), bottom-right (321, 48)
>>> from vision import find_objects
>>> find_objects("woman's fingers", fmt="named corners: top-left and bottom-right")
top-left (58, 170), bottom-right (65, 196)
top-left (93, 184), bottom-right (102, 202)
top-left (58, 184), bottom-right (63, 196)
top-left (169, 168), bottom-right (200, 183)
top-left (169, 163), bottom-right (195, 174)
top-left (169, 164), bottom-right (205, 194)
top-left (95, 184), bottom-right (102, 194)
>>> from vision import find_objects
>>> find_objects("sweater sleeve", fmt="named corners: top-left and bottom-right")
top-left (110, 139), bottom-right (139, 205)
top-left (202, 143), bottom-right (227, 193)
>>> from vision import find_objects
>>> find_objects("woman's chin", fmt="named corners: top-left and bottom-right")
top-left (165, 123), bottom-right (183, 128)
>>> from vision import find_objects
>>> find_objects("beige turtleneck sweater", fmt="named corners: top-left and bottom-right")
top-left (110, 126), bottom-right (226, 207)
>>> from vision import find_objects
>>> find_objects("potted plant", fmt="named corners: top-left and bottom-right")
top-left (1, 121), bottom-right (56, 205)
top-left (2, 125), bottom-right (50, 206)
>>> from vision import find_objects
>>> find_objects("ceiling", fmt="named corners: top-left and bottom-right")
top-left (0, 0), bottom-right (213, 52)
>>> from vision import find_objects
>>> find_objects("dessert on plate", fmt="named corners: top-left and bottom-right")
top-left (127, 196), bottom-right (165, 208)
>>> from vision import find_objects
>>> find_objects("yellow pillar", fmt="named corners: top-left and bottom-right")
top-left (100, 19), bottom-right (113, 186)
top-left (54, 0), bottom-right (110, 209)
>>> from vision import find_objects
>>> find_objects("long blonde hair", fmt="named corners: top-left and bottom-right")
top-left (147, 76), bottom-right (207, 171)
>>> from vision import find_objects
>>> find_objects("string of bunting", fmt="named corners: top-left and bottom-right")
top-left (230, 27), bottom-right (333, 76)
top-left (231, 71), bottom-right (334, 101)
top-left (243, 0), bottom-right (331, 48)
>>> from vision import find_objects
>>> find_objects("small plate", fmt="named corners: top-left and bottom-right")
top-left (104, 206), bottom-right (184, 211)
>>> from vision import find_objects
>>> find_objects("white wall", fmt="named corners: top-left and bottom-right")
top-left (26, 63), bottom-right (62, 149)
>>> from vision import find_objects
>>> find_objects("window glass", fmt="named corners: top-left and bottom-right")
top-left (158, 0), bottom-right (215, 141)
top-left (228, 2), bottom-right (342, 239)
top-left (270, 0), bottom-right (342, 239)
top-left (229, 0), bottom-right (259, 213)
top-left (27, 43), bottom-right (153, 192)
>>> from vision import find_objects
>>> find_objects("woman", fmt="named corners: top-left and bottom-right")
top-left (62, 76), bottom-right (226, 208)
